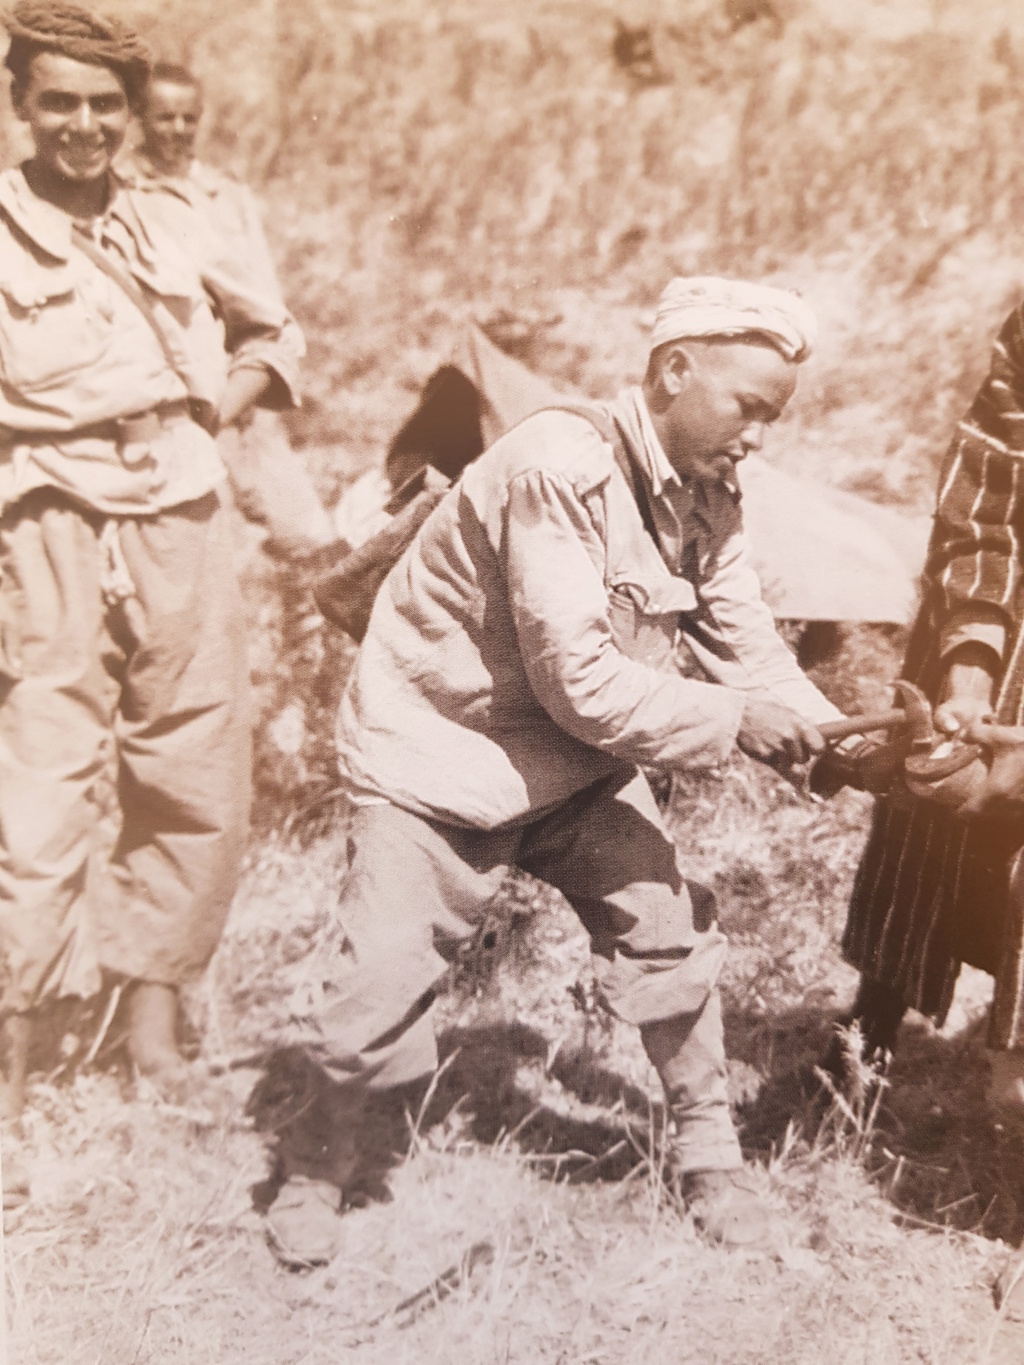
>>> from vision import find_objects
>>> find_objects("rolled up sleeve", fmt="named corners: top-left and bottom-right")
top-left (201, 258), bottom-right (304, 410)
top-left (503, 469), bottom-right (744, 770)
top-left (938, 604), bottom-right (1008, 666)
top-left (926, 305), bottom-right (1024, 658)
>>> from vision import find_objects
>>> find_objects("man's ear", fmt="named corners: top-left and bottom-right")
top-left (663, 343), bottom-right (694, 395)
top-left (649, 342), bottom-right (693, 404)
top-left (11, 84), bottom-right (28, 123)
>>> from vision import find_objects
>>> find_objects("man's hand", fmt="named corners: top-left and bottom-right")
top-left (953, 719), bottom-right (1024, 818)
top-left (737, 694), bottom-right (824, 769)
top-left (933, 647), bottom-right (997, 735)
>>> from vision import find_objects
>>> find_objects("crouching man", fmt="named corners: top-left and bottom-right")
top-left (255, 277), bottom-right (843, 1266)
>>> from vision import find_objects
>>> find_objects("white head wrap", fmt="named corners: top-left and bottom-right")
top-left (650, 276), bottom-right (817, 363)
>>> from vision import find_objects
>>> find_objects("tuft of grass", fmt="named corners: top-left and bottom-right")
top-left (811, 1023), bottom-right (891, 1165)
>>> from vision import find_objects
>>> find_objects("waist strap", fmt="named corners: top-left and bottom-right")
top-left (18, 397), bottom-right (213, 446)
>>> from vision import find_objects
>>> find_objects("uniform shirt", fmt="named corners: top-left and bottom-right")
top-left (337, 390), bottom-right (841, 830)
top-left (119, 151), bottom-right (284, 305)
top-left (0, 166), bottom-right (303, 516)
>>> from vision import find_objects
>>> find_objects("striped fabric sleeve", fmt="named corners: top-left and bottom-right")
top-left (928, 303), bottom-right (1024, 660)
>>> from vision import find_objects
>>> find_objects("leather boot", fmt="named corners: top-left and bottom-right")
top-left (641, 991), bottom-right (742, 1175)
top-left (681, 1168), bottom-right (772, 1249)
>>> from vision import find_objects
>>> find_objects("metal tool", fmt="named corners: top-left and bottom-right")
top-left (817, 680), bottom-right (934, 747)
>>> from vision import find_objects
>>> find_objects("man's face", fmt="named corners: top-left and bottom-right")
top-left (652, 340), bottom-right (798, 486)
top-left (14, 52), bottom-right (130, 185)
top-left (140, 80), bottom-right (202, 176)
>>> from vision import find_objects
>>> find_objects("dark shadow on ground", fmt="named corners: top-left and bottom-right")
top-left (31, 974), bottom-right (1023, 1247)
top-left (423, 1019), bottom-right (663, 1186)
top-left (429, 999), bottom-right (1024, 1247)
top-left (730, 1002), bottom-right (1024, 1247)
top-left (244, 1018), bottom-right (666, 1219)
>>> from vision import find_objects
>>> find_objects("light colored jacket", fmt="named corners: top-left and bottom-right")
top-left (337, 398), bottom-right (841, 830)
top-left (0, 167), bottom-right (303, 515)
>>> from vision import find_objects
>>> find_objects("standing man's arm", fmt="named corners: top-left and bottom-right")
top-left (216, 363), bottom-right (273, 433)
top-left (200, 248), bottom-right (305, 428)
top-left (231, 180), bottom-right (287, 307)
top-left (926, 304), bottom-right (1024, 729)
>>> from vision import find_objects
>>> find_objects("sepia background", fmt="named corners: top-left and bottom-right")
top-left (8, 1), bottom-right (1024, 1361)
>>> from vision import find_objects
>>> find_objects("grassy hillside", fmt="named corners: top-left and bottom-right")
top-left (97, 0), bottom-right (1024, 512)
top-left (9, 2), bottom-right (1024, 1362)
top-left (78, 0), bottom-right (1024, 819)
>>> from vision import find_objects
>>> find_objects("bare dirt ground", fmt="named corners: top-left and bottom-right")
top-left (9, 0), bottom-right (1024, 1361)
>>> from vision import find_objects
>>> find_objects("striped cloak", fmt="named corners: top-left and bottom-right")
top-left (844, 303), bottom-right (1024, 1050)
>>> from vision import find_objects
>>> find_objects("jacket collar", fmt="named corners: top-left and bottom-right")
top-left (0, 166), bottom-right (77, 262)
top-left (608, 385), bottom-right (742, 510)
top-left (0, 165), bottom-right (163, 274)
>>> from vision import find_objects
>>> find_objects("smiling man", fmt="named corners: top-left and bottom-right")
top-left (0, 3), bottom-right (303, 1165)
top-left (251, 276), bottom-right (844, 1266)
top-left (136, 61), bottom-right (199, 178)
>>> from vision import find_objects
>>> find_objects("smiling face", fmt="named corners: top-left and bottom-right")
top-left (140, 79), bottom-right (202, 176)
top-left (644, 337), bottom-right (798, 486)
top-left (14, 51), bottom-right (130, 189)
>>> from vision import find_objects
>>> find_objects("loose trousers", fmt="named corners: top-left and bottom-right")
top-left (299, 768), bottom-right (741, 1173)
top-left (0, 488), bottom-right (252, 1012)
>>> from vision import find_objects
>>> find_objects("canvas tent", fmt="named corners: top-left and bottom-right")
top-left (343, 322), bottom-right (929, 624)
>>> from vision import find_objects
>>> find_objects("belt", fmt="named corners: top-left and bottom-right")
top-left (36, 397), bottom-right (216, 446)
top-left (112, 398), bottom-right (195, 444)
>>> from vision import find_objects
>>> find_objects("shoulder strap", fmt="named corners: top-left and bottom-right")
top-left (71, 224), bottom-right (191, 390)
top-left (545, 402), bottom-right (659, 546)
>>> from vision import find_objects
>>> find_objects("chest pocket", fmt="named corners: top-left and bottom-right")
top-left (0, 265), bottom-right (108, 394)
top-left (607, 570), bottom-right (698, 671)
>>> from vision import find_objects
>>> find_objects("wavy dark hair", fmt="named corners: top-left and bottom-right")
top-left (4, 2), bottom-right (152, 111)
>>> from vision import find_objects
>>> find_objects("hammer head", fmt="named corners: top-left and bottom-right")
top-left (892, 680), bottom-right (935, 748)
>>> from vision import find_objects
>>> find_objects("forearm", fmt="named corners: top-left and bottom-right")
top-left (524, 638), bottom-right (746, 771)
top-left (217, 364), bottom-right (271, 431)
top-left (934, 641), bottom-right (1000, 731)
top-left (203, 257), bottom-right (305, 412)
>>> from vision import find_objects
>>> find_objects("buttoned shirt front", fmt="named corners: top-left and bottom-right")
top-left (0, 167), bottom-right (304, 516)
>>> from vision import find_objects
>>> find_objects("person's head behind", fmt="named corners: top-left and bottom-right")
top-left (4, 2), bottom-right (150, 197)
top-left (641, 276), bottom-right (816, 489)
top-left (139, 62), bottom-right (203, 177)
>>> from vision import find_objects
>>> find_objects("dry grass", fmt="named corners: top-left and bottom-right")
top-left (9, 0), bottom-right (1024, 1360)
top-left (9, 779), bottom-right (1024, 1363)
